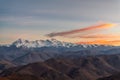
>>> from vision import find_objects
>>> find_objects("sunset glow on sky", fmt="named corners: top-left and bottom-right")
top-left (0, 0), bottom-right (120, 46)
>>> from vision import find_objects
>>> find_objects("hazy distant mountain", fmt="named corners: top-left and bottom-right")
top-left (0, 39), bottom-right (119, 65)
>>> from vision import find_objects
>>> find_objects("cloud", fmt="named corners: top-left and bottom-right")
top-left (46, 23), bottom-right (117, 37)
top-left (73, 34), bottom-right (120, 39)
top-left (77, 40), bottom-right (120, 46)
top-left (46, 22), bottom-right (120, 46)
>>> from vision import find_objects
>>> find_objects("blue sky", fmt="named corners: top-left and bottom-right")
top-left (0, 0), bottom-right (120, 44)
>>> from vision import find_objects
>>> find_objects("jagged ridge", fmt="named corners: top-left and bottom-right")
top-left (11, 39), bottom-right (112, 48)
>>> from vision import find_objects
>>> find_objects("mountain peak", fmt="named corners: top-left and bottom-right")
top-left (11, 38), bottom-right (74, 48)
top-left (14, 38), bottom-right (29, 43)
top-left (10, 38), bottom-right (113, 48)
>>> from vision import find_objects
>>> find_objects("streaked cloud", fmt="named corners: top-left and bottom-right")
top-left (73, 34), bottom-right (120, 39)
top-left (46, 22), bottom-right (120, 46)
top-left (77, 40), bottom-right (120, 46)
top-left (46, 23), bottom-right (117, 37)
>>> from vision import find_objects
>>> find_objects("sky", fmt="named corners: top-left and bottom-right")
top-left (0, 0), bottom-right (120, 45)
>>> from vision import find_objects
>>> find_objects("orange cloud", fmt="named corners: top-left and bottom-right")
top-left (74, 34), bottom-right (120, 39)
top-left (77, 40), bottom-right (120, 46)
top-left (46, 22), bottom-right (119, 46)
top-left (47, 23), bottom-right (116, 37)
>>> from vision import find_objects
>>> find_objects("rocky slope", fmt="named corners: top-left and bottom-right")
top-left (97, 73), bottom-right (120, 80)
top-left (0, 54), bottom-right (120, 80)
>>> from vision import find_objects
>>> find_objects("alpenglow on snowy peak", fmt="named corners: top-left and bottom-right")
top-left (9, 39), bottom-right (112, 48)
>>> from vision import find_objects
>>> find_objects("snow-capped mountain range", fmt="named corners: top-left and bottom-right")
top-left (0, 38), bottom-right (119, 65)
top-left (8, 38), bottom-right (111, 48)
top-left (11, 38), bottom-right (77, 48)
